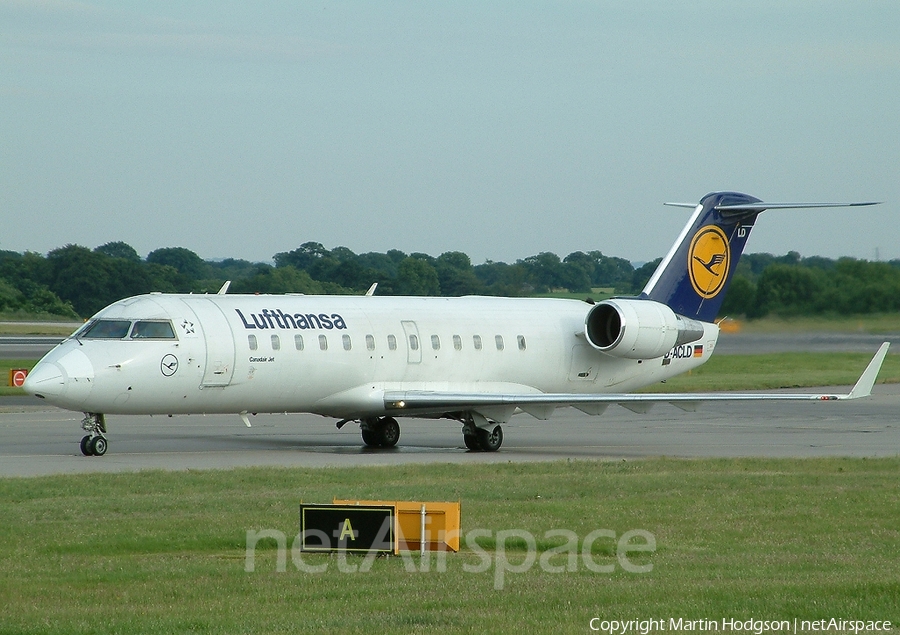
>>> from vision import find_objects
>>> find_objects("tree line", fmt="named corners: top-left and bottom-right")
top-left (1, 241), bottom-right (898, 320)
top-left (721, 251), bottom-right (900, 318)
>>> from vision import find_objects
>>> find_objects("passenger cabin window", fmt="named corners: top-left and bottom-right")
top-left (453, 335), bottom-right (462, 350)
top-left (366, 335), bottom-right (375, 351)
top-left (431, 335), bottom-right (440, 350)
top-left (319, 334), bottom-right (328, 351)
top-left (295, 334), bottom-right (304, 351)
top-left (81, 319), bottom-right (131, 339)
top-left (342, 334), bottom-right (352, 351)
top-left (517, 335), bottom-right (527, 351)
top-left (473, 335), bottom-right (482, 350)
top-left (387, 334), bottom-right (397, 351)
top-left (271, 334), bottom-right (281, 351)
top-left (409, 334), bottom-right (419, 351)
top-left (130, 321), bottom-right (176, 339)
top-left (248, 334), bottom-right (258, 351)
top-left (495, 335), bottom-right (504, 351)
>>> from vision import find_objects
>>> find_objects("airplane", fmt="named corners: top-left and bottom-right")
top-left (23, 191), bottom-right (889, 456)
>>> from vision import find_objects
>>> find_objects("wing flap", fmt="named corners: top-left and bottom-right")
top-left (620, 402), bottom-right (654, 414)
top-left (671, 401), bottom-right (699, 412)
top-left (519, 404), bottom-right (558, 420)
top-left (573, 403), bottom-right (609, 416)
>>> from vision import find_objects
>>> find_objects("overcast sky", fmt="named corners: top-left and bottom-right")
top-left (2, 1), bottom-right (898, 266)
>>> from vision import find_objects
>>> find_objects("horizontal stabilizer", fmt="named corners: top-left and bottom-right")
top-left (664, 201), bottom-right (881, 211)
top-left (715, 201), bottom-right (881, 212)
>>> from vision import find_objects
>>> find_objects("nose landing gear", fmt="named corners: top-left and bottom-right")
top-left (80, 413), bottom-right (108, 456)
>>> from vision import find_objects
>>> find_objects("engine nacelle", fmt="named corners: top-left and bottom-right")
top-left (584, 299), bottom-right (705, 359)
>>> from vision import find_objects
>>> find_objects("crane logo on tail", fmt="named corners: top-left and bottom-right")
top-left (688, 225), bottom-right (731, 299)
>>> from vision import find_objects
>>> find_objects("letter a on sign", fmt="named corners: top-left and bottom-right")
top-left (300, 504), bottom-right (394, 553)
top-left (339, 518), bottom-right (355, 541)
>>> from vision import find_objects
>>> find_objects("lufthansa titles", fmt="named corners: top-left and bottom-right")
top-left (236, 308), bottom-right (347, 331)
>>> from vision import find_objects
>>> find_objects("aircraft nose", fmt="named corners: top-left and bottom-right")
top-left (23, 360), bottom-right (65, 399)
top-left (24, 348), bottom-right (95, 407)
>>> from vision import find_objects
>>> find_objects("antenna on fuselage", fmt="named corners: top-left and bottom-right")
top-left (217, 281), bottom-right (231, 295)
top-left (365, 283), bottom-right (378, 296)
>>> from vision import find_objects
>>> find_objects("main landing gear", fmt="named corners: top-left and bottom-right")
top-left (462, 425), bottom-right (503, 452)
top-left (461, 412), bottom-right (503, 452)
top-left (349, 412), bottom-right (504, 452)
top-left (80, 413), bottom-right (108, 457)
top-left (360, 416), bottom-right (401, 448)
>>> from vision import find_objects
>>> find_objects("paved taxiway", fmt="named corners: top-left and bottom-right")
top-left (715, 331), bottom-right (900, 354)
top-left (3, 332), bottom-right (897, 476)
top-left (1, 382), bottom-right (898, 477)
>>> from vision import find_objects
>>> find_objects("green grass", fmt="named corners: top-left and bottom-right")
top-left (1, 459), bottom-right (897, 634)
top-left (642, 351), bottom-right (900, 393)
top-left (0, 323), bottom-right (79, 336)
top-left (0, 315), bottom-right (81, 336)
top-left (727, 313), bottom-right (900, 334)
top-left (0, 359), bottom-right (39, 396)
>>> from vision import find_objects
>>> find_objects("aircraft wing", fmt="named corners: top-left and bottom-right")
top-left (383, 343), bottom-right (890, 419)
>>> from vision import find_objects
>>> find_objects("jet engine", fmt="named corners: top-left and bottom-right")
top-left (584, 299), bottom-right (705, 359)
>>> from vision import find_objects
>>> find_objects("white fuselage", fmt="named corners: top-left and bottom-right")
top-left (27, 293), bottom-right (719, 419)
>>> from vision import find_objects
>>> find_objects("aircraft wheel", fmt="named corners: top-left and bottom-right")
top-left (88, 436), bottom-right (108, 457)
top-left (379, 417), bottom-right (401, 448)
top-left (361, 427), bottom-right (380, 447)
top-left (477, 425), bottom-right (503, 452)
top-left (463, 434), bottom-right (481, 451)
top-left (80, 435), bottom-right (93, 456)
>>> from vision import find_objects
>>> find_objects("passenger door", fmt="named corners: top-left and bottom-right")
top-left (401, 320), bottom-right (422, 364)
top-left (183, 298), bottom-right (236, 387)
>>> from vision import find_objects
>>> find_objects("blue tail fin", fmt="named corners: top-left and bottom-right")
top-left (641, 192), bottom-right (880, 322)
top-left (641, 192), bottom-right (760, 322)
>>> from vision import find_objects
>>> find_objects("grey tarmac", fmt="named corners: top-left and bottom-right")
top-left (1, 383), bottom-right (898, 477)
top-left (715, 331), bottom-right (900, 354)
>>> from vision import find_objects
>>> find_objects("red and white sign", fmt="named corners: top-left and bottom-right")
top-left (9, 369), bottom-right (28, 387)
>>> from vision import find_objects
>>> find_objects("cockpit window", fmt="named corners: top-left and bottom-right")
top-left (77, 319), bottom-right (178, 340)
top-left (80, 319), bottom-right (132, 339)
top-left (130, 321), bottom-right (177, 340)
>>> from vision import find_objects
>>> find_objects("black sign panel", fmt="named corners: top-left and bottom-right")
top-left (300, 505), bottom-right (395, 553)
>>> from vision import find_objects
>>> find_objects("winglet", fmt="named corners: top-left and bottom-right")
top-left (847, 343), bottom-right (890, 399)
